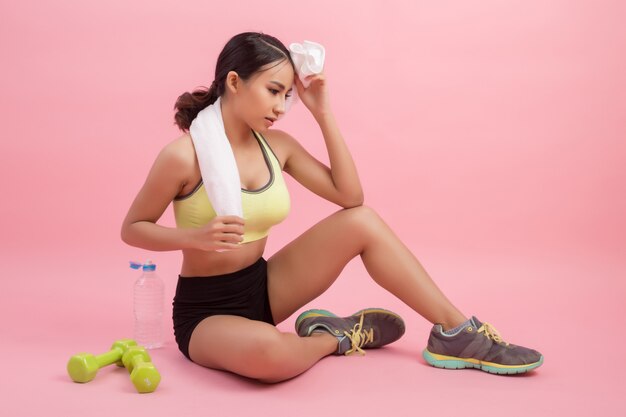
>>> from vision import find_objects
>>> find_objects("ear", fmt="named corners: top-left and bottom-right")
top-left (225, 70), bottom-right (241, 95)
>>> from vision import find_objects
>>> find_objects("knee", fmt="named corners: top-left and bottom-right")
top-left (253, 332), bottom-right (285, 365)
top-left (341, 205), bottom-right (383, 237)
top-left (247, 332), bottom-right (294, 382)
top-left (342, 204), bottom-right (380, 223)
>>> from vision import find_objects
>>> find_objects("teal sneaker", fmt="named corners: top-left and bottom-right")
top-left (422, 316), bottom-right (544, 374)
top-left (295, 308), bottom-right (406, 356)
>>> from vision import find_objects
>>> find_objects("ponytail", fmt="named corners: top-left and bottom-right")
top-left (173, 80), bottom-right (221, 132)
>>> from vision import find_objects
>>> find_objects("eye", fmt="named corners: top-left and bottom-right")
top-left (269, 88), bottom-right (291, 99)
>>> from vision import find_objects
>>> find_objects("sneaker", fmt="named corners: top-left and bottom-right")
top-left (422, 316), bottom-right (544, 374)
top-left (295, 308), bottom-right (406, 356)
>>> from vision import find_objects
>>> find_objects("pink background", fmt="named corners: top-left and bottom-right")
top-left (2, 0), bottom-right (624, 415)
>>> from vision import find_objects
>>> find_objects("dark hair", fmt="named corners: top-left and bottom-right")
top-left (173, 32), bottom-right (294, 132)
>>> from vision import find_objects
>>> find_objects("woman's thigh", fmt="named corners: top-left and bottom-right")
top-left (267, 205), bottom-right (381, 324)
top-left (188, 315), bottom-right (283, 376)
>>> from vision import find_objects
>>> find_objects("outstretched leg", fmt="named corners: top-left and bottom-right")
top-left (268, 205), bottom-right (467, 329)
top-left (188, 315), bottom-right (338, 383)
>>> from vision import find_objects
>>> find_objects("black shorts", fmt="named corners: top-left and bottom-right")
top-left (172, 257), bottom-right (275, 360)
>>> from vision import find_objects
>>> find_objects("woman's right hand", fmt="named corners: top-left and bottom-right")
top-left (188, 216), bottom-right (246, 251)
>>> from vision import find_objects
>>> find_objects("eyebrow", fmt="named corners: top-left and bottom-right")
top-left (269, 81), bottom-right (293, 92)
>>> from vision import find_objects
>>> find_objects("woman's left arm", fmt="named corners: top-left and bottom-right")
top-left (283, 73), bottom-right (364, 208)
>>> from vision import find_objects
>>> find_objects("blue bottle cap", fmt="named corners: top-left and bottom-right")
top-left (129, 260), bottom-right (157, 271)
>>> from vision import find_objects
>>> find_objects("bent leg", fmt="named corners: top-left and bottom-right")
top-left (187, 315), bottom-right (337, 383)
top-left (267, 205), bottom-right (466, 330)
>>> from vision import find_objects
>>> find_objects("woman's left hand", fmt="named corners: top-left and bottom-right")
top-left (294, 72), bottom-right (331, 119)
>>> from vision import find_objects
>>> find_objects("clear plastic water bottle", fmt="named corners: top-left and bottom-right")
top-left (130, 260), bottom-right (164, 349)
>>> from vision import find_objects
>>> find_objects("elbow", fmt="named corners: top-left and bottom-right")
top-left (340, 192), bottom-right (364, 209)
top-left (120, 227), bottom-right (130, 245)
top-left (120, 222), bottom-right (135, 246)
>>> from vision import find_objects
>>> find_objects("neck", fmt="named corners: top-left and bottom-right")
top-left (219, 97), bottom-right (253, 147)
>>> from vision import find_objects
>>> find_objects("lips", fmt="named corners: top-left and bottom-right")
top-left (265, 117), bottom-right (275, 127)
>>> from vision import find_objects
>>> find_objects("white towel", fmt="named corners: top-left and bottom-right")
top-left (189, 96), bottom-right (243, 218)
top-left (188, 40), bottom-right (325, 228)
top-left (289, 40), bottom-right (325, 88)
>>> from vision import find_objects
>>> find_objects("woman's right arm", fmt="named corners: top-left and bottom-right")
top-left (120, 141), bottom-right (194, 251)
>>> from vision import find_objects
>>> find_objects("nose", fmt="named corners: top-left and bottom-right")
top-left (273, 96), bottom-right (286, 117)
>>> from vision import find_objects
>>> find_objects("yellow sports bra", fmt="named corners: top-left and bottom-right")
top-left (173, 130), bottom-right (291, 243)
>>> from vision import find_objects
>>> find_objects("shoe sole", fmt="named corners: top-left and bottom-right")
top-left (295, 308), bottom-right (404, 332)
top-left (422, 349), bottom-right (544, 374)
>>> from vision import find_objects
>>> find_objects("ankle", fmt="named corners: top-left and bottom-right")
top-left (440, 316), bottom-right (469, 332)
top-left (310, 330), bottom-right (339, 354)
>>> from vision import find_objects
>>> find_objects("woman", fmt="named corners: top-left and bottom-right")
top-left (121, 32), bottom-right (543, 383)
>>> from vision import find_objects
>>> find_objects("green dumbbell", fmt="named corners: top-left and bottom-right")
top-left (67, 339), bottom-right (138, 383)
top-left (121, 346), bottom-right (161, 393)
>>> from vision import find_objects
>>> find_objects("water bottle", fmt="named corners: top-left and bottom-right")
top-left (130, 260), bottom-right (164, 349)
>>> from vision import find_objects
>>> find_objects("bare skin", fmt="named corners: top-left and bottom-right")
top-left (121, 59), bottom-right (467, 384)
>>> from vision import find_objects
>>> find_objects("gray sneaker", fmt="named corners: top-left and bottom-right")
top-left (423, 316), bottom-right (544, 374)
top-left (295, 308), bottom-right (406, 356)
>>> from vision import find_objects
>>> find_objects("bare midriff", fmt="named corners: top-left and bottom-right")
top-left (179, 236), bottom-right (268, 277)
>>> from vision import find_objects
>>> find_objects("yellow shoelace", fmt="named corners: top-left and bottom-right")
top-left (477, 322), bottom-right (510, 346)
top-left (343, 312), bottom-right (375, 356)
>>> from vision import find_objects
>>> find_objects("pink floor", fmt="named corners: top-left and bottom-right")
top-left (4, 246), bottom-right (624, 416)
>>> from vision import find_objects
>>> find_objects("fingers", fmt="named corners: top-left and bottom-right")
top-left (294, 75), bottom-right (306, 95)
top-left (221, 223), bottom-right (244, 235)
top-left (305, 73), bottom-right (325, 83)
top-left (213, 216), bottom-right (244, 245)
top-left (218, 230), bottom-right (243, 243)
top-left (216, 242), bottom-right (242, 251)
top-left (216, 218), bottom-right (244, 237)
top-left (217, 215), bottom-right (245, 225)
top-left (295, 73), bottom-right (324, 92)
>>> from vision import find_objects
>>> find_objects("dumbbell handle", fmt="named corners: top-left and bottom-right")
top-left (94, 347), bottom-right (124, 368)
top-left (127, 353), bottom-right (148, 370)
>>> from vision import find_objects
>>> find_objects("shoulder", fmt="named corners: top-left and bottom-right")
top-left (157, 133), bottom-right (197, 169)
top-left (261, 128), bottom-right (297, 146)
top-left (150, 133), bottom-right (198, 184)
top-left (259, 129), bottom-right (301, 170)
top-left (161, 133), bottom-right (196, 165)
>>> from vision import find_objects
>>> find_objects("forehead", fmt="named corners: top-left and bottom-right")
top-left (254, 60), bottom-right (294, 88)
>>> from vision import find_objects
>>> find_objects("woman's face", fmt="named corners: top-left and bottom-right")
top-left (234, 59), bottom-right (295, 132)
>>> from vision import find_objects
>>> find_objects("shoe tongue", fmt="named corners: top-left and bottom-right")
top-left (338, 335), bottom-right (352, 354)
top-left (470, 316), bottom-right (482, 328)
